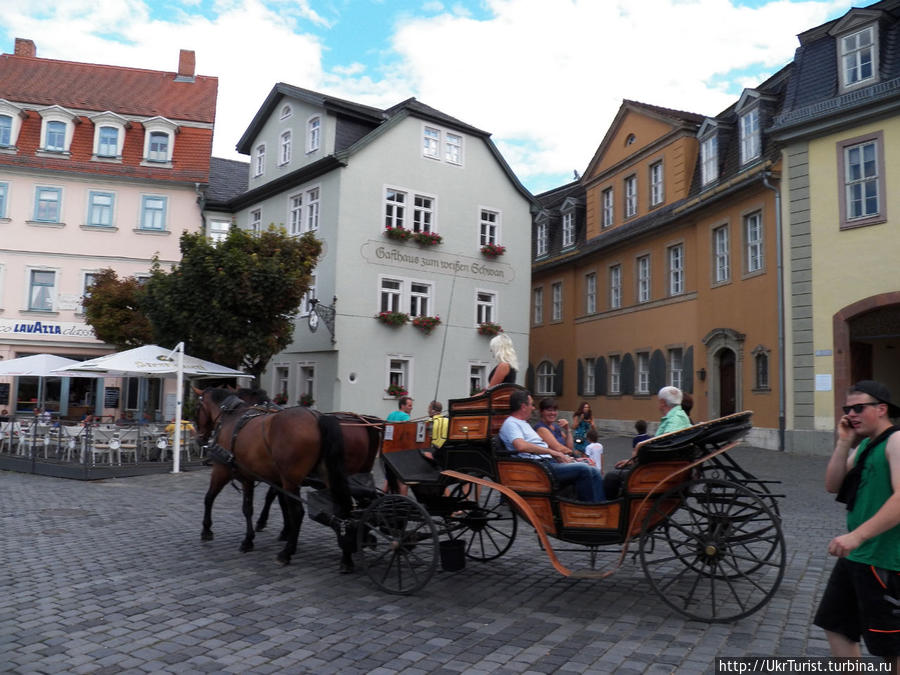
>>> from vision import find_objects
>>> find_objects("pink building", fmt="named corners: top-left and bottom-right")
top-left (0, 39), bottom-right (217, 418)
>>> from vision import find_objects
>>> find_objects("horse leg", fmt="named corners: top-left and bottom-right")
top-left (239, 480), bottom-right (256, 553)
top-left (201, 464), bottom-right (230, 541)
top-left (255, 485), bottom-right (277, 532)
top-left (276, 487), bottom-right (303, 565)
top-left (338, 521), bottom-right (355, 574)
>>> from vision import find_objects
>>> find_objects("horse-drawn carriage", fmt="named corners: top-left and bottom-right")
top-left (196, 383), bottom-right (785, 623)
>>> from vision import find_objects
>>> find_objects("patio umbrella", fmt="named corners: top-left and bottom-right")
top-left (53, 344), bottom-right (248, 473)
top-left (0, 353), bottom-right (104, 409)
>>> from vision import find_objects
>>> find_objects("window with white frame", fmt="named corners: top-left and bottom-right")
top-left (307, 116), bottom-right (321, 153)
top-left (476, 290), bottom-right (496, 325)
top-left (254, 144), bottom-right (265, 177)
top-left (387, 357), bottom-right (410, 394)
top-left (80, 271), bottom-right (98, 312)
top-left (300, 273), bottom-right (317, 316)
top-left (713, 225), bottom-right (730, 283)
top-left (551, 282), bottom-right (562, 321)
top-left (609, 355), bottom-right (621, 394)
top-left (141, 117), bottom-right (177, 164)
top-left (584, 357), bottom-right (596, 395)
top-left (306, 187), bottom-right (319, 232)
top-left (0, 182), bottom-right (7, 218)
top-left (38, 106), bottom-right (76, 154)
top-left (624, 175), bottom-right (637, 218)
top-left (480, 209), bottom-right (499, 245)
top-left (299, 365), bottom-right (316, 399)
top-left (90, 114), bottom-right (127, 158)
top-left (97, 126), bottom-right (119, 157)
top-left (668, 348), bottom-right (683, 390)
top-left (536, 221), bottom-right (548, 257)
top-left (423, 126), bottom-right (440, 159)
top-left (585, 272), bottom-right (596, 314)
top-left (602, 188), bottom-right (614, 228)
top-left (637, 255), bottom-right (650, 303)
top-left (380, 277), bottom-right (433, 317)
top-left (208, 220), bottom-right (230, 244)
top-left (28, 269), bottom-right (55, 311)
top-left (140, 195), bottom-right (167, 230)
top-left (0, 115), bottom-right (11, 147)
top-left (469, 363), bottom-right (487, 395)
top-left (701, 135), bottom-right (718, 186)
top-left (280, 104), bottom-right (292, 120)
top-left (289, 192), bottom-right (303, 236)
top-left (562, 211), bottom-right (575, 248)
top-left (409, 281), bottom-right (431, 317)
top-left (274, 366), bottom-right (289, 399)
top-left (385, 188), bottom-right (406, 229)
top-left (636, 351), bottom-right (649, 394)
top-left (413, 194), bottom-right (434, 233)
top-left (536, 361), bottom-right (556, 396)
top-left (744, 211), bottom-right (764, 273)
top-left (445, 133), bottom-right (462, 165)
top-left (841, 26), bottom-right (875, 89)
top-left (289, 187), bottom-right (320, 236)
top-left (533, 286), bottom-right (543, 324)
top-left (740, 108), bottom-right (760, 165)
top-left (87, 191), bottom-right (115, 227)
top-left (34, 186), bottom-right (62, 222)
top-left (650, 161), bottom-right (664, 206)
top-left (45, 120), bottom-right (66, 151)
top-left (280, 130), bottom-right (292, 165)
top-left (609, 264), bottom-right (622, 309)
top-left (843, 139), bottom-right (880, 223)
top-left (380, 278), bottom-right (402, 313)
top-left (250, 209), bottom-right (261, 234)
top-left (668, 244), bottom-right (684, 296)
top-left (147, 132), bottom-right (169, 162)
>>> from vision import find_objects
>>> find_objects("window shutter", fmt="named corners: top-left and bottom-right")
top-left (621, 353), bottom-right (635, 395)
top-left (683, 346), bottom-right (694, 393)
top-left (596, 357), bottom-right (607, 396)
top-left (650, 349), bottom-right (666, 393)
top-left (576, 359), bottom-right (584, 396)
top-left (525, 363), bottom-right (535, 393)
top-left (555, 359), bottom-right (564, 396)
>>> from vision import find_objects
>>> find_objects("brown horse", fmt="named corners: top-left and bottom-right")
top-left (195, 387), bottom-right (381, 570)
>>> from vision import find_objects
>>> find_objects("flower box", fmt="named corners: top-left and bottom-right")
top-left (411, 315), bottom-right (441, 335)
top-left (376, 311), bottom-right (409, 327)
top-left (477, 321), bottom-right (503, 337)
top-left (384, 226), bottom-right (412, 241)
top-left (481, 243), bottom-right (506, 258)
top-left (413, 231), bottom-right (443, 246)
top-left (385, 384), bottom-right (408, 397)
top-left (299, 393), bottom-right (314, 407)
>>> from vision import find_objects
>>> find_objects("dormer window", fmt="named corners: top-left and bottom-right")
top-left (561, 211), bottom-right (575, 248)
top-left (739, 108), bottom-right (760, 165)
top-left (98, 127), bottom-right (118, 156)
top-left (0, 115), bottom-right (12, 146)
top-left (841, 26), bottom-right (876, 89)
top-left (90, 112), bottom-right (128, 160)
top-left (141, 117), bottom-right (178, 167)
top-left (700, 134), bottom-right (718, 185)
top-left (536, 220), bottom-right (549, 257)
top-left (38, 105), bottom-right (77, 156)
top-left (0, 99), bottom-right (25, 150)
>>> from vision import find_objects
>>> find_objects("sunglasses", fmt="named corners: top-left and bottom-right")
top-left (842, 401), bottom-right (883, 415)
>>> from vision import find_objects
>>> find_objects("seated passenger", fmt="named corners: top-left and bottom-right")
top-left (534, 397), bottom-right (576, 456)
top-left (498, 390), bottom-right (606, 503)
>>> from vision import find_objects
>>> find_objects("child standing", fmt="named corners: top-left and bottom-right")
top-left (584, 427), bottom-right (604, 472)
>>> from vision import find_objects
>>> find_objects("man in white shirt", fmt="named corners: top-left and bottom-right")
top-left (498, 389), bottom-right (606, 502)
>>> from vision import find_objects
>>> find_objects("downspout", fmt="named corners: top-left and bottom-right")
top-left (762, 171), bottom-right (786, 451)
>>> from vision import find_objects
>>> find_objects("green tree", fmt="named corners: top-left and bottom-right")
top-left (83, 226), bottom-right (321, 380)
top-left (82, 269), bottom-right (154, 348)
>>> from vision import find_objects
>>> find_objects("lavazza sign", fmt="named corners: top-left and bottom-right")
top-left (0, 319), bottom-right (96, 340)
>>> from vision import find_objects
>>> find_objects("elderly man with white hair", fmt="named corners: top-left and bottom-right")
top-left (654, 386), bottom-right (692, 437)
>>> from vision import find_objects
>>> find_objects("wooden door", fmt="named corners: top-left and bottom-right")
top-left (719, 348), bottom-right (736, 416)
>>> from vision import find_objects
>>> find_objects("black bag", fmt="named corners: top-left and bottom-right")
top-left (836, 426), bottom-right (898, 510)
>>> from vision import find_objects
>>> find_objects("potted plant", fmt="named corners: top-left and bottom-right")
top-left (481, 243), bottom-right (506, 258)
top-left (376, 311), bottom-right (410, 327)
top-left (299, 393), bottom-right (314, 407)
top-left (385, 383), bottom-right (408, 398)
top-left (384, 225), bottom-right (411, 241)
top-left (477, 321), bottom-right (503, 337)
top-left (413, 231), bottom-right (443, 246)
top-left (411, 315), bottom-right (441, 335)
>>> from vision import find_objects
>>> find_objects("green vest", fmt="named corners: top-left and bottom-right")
top-left (847, 433), bottom-right (900, 570)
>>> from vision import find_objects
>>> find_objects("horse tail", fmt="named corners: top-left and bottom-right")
top-left (319, 414), bottom-right (351, 518)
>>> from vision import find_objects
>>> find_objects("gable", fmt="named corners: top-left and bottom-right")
top-left (585, 108), bottom-right (685, 181)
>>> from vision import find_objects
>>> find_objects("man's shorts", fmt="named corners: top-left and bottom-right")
top-left (814, 557), bottom-right (900, 656)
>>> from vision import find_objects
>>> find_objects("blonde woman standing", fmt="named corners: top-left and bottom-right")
top-left (487, 333), bottom-right (519, 387)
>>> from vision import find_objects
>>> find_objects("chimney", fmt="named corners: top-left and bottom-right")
top-left (176, 49), bottom-right (195, 82)
top-left (14, 38), bottom-right (36, 58)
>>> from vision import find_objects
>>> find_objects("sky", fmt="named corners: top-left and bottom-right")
top-left (1, 0), bottom-right (863, 194)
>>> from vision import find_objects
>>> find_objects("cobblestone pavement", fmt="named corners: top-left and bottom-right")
top-left (1, 438), bottom-right (848, 674)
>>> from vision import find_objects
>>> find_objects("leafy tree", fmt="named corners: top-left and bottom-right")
top-left (83, 226), bottom-right (321, 380)
top-left (82, 269), bottom-right (154, 348)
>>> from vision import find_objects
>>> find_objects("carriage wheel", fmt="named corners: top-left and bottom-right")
top-left (639, 478), bottom-right (785, 623)
top-left (697, 464), bottom-right (780, 516)
top-left (356, 494), bottom-right (438, 595)
top-left (445, 469), bottom-right (518, 561)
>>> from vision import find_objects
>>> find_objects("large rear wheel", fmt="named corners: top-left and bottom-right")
top-left (639, 478), bottom-right (785, 623)
top-left (357, 495), bottom-right (438, 595)
top-left (444, 470), bottom-right (517, 561)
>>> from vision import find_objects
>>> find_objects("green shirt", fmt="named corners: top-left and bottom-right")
top-left (386, 410), bottom-right (410, 422)
top-left (847, 433), bottom-right (900, 570)
top-left (655, 405), bottom-right (691, 437)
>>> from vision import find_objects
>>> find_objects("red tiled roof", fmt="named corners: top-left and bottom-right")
top-left (0, 53), bottom-right (217, 123)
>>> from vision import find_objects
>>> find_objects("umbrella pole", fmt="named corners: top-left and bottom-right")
top-left (173, 343), bottom-right (184, 474)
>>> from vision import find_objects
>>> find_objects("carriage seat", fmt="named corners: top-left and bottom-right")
top-left (635, 410), bottom-right (754, 464)
top-left (381, 447), bottom-right (442, 485)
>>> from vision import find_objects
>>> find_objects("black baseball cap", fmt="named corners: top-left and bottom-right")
top-left (851, 380), bottom-right (900, 417)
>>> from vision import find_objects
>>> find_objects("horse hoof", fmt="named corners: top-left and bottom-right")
top-left (278, 531), bottom-right (288, 542)
top-left (239, 543), bottom-right (254, 553)
top-left (340, 563), bottom-right (354, 574)
top-left (255, 524), bottom-right (267, 532)
top-left (276, 555), bottom-right (291, 566)
top-left (201, 532), bottom-right (213, 541)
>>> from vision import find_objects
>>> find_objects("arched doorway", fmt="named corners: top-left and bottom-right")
top-left (717, 348), bottom-right (736, 416)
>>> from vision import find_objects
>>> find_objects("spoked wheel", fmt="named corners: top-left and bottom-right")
top-left (639, 478), bottom-right (785, 623)
top-left (444, 470), bottom-right (517, 561)
top-left (697, 464), bottom-right (781, 516)
top-left (356, 495), bottom-right (438, 595)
